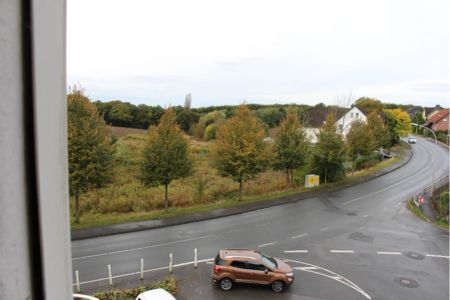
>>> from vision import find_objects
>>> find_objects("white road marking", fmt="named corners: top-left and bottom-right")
top-left (256, 222), bottom-right (270, 227)
top-left (296, 266), bottom-right (317, 270)
top-left (398, 208), bottom-right (405, 214)
top-left (343, 149), bottom-right (436, 206)
top-left (377, 251), bottom-right (402, 255)
top-left (320, 227), bottom-right (329, 231)
top-left (330, 250), bottom-right (355, 253)
top-left (72, 234), bottom-right (213, 261)
top-left (426, 254), bottom-right (450, 259)
top-left (284, 250), bottom-right (309, 253)
top-left (290, 260), bottom-right (372, 299)
top-left (291, 233), bottom-right (308, 239)
top-left (258, 242), bottom-right (277, 248)
top-left (72, 258), bottom-right (214, 286)
top-left (363, 214), bottom-right (370, 218)
top-left (206, 261), bottom-right (214, 264)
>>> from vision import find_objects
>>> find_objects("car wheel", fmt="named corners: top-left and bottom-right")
top-left (271, 280), bottom-right (285, 293)
top-left (220, 278), bottom-right (233, 291)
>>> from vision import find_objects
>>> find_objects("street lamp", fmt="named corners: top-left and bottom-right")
top-left (411, 123), bottom-right (437, 144)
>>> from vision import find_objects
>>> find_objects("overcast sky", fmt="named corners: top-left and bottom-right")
top-left (67, 0), bottom-right (449, 108)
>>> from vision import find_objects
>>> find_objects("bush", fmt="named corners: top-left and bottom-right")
top-left (355, 153), bottom-right (381, 170)
top-left (438, 191), bottom-right (449, 218)
top-left (93, 276), bottom-right (177, 300)
top-left (204, 124), bottom-right (218, 140)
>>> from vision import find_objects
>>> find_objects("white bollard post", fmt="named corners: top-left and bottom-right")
top-left (108, 264), bottom-right (113, 286)
top-left (75, 270), bottom-right (80, 293)
top-left (169, 253), bottom-right (173, 274)
top-left (140, 258), bottom-right (144, 280)
top-left (194, 248), bottom-right (198, 268)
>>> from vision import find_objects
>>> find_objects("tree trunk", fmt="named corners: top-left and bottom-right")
top-left (75, 190), bottom-right (80, 224)
top-left (238, 179), bottom-right (243, 201)
top-left (164, 184), bottom-right (169, 210)
top-left (324, 167), bottom-right (327, 184)
top-left (286, 169), bottom-right (290, 186)
top-left (290, 169), bottom-right (294, 185)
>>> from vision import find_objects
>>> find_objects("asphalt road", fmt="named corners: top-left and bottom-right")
top-left (72, 137), bottom-right (449, 300)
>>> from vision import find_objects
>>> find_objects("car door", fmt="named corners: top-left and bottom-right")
top-left (230, 261), bottom-right (254, 283)
top-left (247, 262), bottom-right (272, 284)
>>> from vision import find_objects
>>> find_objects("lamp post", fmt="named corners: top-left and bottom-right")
top-left (411, 123), bottom-right (437, 144)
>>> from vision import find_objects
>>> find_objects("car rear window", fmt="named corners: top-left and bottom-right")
top-left (215, 254), bottom-right (226, 266)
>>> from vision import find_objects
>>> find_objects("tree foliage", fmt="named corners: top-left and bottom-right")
top-left (346, 120), bottom-right (374, 169)
top-left (366, 112), bottom-right (390, 149)
top-left (354, 97), bottom-right (383, 114)
top-left (68, 86), bottom-right (114, 223)
top-left (383, 108), bottom-right (412, 145)
top-left (212, 105), bottom-right (272, 200)
top-left (273, 110), bottom-right (309, 185)
top-left (311, 114), bottom-right (347, 183)
top-left (141, 108), bottom-right (193, 209)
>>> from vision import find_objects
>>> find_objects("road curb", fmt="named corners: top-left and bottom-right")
top-left (72, 146), bottom-right (413, 241)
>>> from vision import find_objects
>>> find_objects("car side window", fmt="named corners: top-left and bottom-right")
top-left (247, 262), bottom-right (266, 271)
top-left (230, 261), bottom-right (247, 269)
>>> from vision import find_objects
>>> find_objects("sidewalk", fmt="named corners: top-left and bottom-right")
top-left (72, 148), bottom-right (413, 241)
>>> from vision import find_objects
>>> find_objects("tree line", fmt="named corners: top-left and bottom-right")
top-left (69, 89), bottom-right (412, 223)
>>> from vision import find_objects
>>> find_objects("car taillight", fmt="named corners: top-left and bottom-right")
top-left (214, 265), bottom-right (221, 273)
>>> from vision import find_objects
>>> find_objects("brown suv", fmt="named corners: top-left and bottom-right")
top-left (212, 248), bottom-right (295, 293)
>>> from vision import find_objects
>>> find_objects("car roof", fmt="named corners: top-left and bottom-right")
top-left (220, 248), bottom-right (261, 261)
top-left (136, 288), bottom-right (176, 300)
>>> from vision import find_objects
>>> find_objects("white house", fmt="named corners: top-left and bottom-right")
top-left (303, 127), bottom-right (320, 144)
top-left (335, 106), bottom-right (367, 138)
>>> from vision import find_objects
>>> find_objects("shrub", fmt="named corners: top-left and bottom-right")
top-left (204, 124), bottom-right (218, 140)
top-left (355, 153), bottom-right (380, 170)
top-left (93, 276), bottom-right (177, 300)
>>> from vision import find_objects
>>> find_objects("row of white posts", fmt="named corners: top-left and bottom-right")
top-left (74, 248), bottom-right (199, 293)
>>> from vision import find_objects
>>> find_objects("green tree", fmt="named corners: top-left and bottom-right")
top-left (366, 112), bottom-right (390, 149)
top-left (354, 97), bottom-right (383, 114)
top-left (68, 86), bottom-right (114, 223)
top-left (346, 120), bottom-right (374, 171)
top-left (256, 107), bottom-right (286, 128)
top-left (383, 108), bottom-right (412, 145)
top-left (311, 114), bottom-right (347, 183)
top-left (212, 105), bottom-right (272, 201)
top-left (411, 110), bottom-right (426, 134)
top-left (110, 101), bottom-right (135, 126)
top-left (141, 108), bottom-right (193, 209)
top-left (176, 109), bottom-right (200, 132)
top-left (274, 110), bottom-right (309, 186)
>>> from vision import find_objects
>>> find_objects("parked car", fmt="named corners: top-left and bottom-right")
top-left (136, 288), bottom-right (176, 300)
top-left (408, 136), bottom-right (417, 144)
top-left (212, 248), bottom-right (295, 293)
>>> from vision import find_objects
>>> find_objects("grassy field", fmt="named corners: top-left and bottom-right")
top-left (70, 127), bottom-right (408, 229)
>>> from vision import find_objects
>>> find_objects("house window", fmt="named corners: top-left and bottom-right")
top-left (356, 113), bottom-right (359, 118)
top-left (350, 113), bottom-right (354, 118)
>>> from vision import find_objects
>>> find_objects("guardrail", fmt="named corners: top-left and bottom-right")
top-left (413, 175), bottom-right (449, 207)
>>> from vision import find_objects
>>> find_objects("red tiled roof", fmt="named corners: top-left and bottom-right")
top-left (426, 108), bottom-right (449, 124)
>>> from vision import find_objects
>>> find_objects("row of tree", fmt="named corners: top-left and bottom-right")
top-left (92, 97), bottom-right (418, 135)
top-left (69, 89), bottom-right (411, 223)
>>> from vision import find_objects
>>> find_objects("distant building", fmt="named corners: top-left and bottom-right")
top-left (424, 105), bottom-right (443, 120)
top-left (425, 108), bottom-right (449, 131)
top-left (335, 106), bottom-right (368, 138)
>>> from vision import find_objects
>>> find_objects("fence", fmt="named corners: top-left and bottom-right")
top-left (73, 248), bottom-right (209, 293)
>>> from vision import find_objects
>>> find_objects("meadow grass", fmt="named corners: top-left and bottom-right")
top-left (71, 130), bottom-right (407, 229)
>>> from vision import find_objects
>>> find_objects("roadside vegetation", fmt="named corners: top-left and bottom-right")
top-left (91, 275), bottom-right (177, 300)
top-left (69, 92), bottom-right (414, 229)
